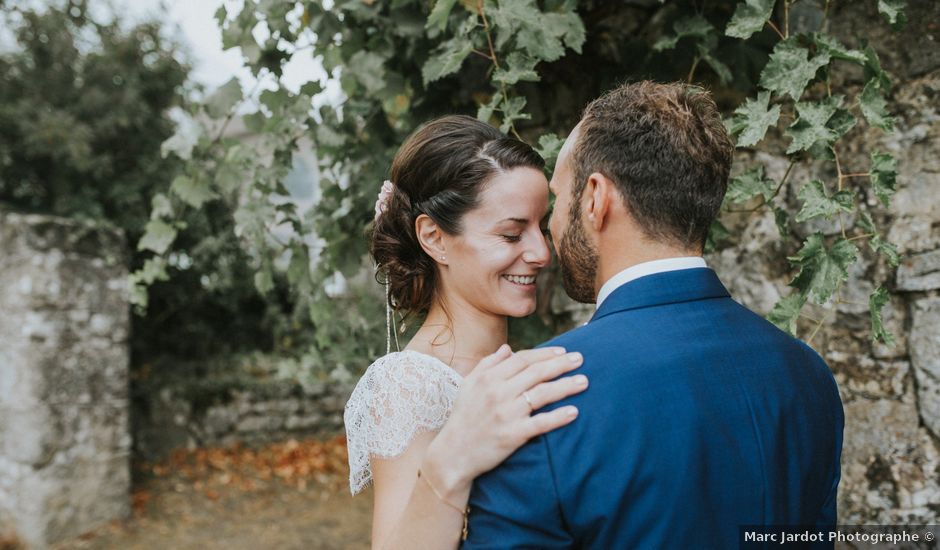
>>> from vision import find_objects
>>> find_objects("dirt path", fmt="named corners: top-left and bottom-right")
top-left (51, 438), bottom-right (373, 550)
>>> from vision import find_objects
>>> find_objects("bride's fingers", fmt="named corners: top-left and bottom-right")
top-left (521, 373), bottom-right (589, 412)
top-left (474, 343), bottom-right (513, 371)
top-left (508, 351), bottom-right (583, 395)
top-left (490, 347), bottom-right (567, 379)
top-left (523, 405), bottom-right (580, 439)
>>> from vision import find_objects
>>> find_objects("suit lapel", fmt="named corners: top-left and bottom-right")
top-left (590, 268), bottom-right (731, 322)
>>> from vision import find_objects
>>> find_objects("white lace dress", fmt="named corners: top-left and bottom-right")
top-left (343, 350), bottom-right (463, 495)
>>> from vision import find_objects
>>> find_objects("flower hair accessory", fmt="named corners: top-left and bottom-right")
top-left (374, 180), bottom-right (395, 222)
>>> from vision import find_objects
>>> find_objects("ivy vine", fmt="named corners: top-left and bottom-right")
top-left (136, 0), bottom-right (906, 375)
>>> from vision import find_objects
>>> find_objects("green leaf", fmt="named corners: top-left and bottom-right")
top-left (315, 123), bottom-right (346, 148)
top-left (128, 257), bottom-right (170, 309)
top-left (499, 96), bottom-right (531, 134)
top-left (160, 110), bottom-right (201, 161)
top-left (869, 287), bottom-right (896, 345)
top-left (299, 81), bottom-right (323, 97)
top-left (871, 234), bottom-right (900, 267)
top-left (725, 0), bottom-right (775, 38)
top-left (214, 4), bottom-right (228, 27)
top-left (705, 219), bottom-right (732, 253)
top-left (870, 152), bottom-right (898, 207)
top-left (878, 0), bottom-right (907, 29)
top-left (150, 193), bottom-right (173, 219)
top-left (138, 219), bottom-right (178, 254)
top-left (858, 79), bottom-right (894, 131)
top-left (259, 88), bottom-right (291, 112)
top-left (812, 33), bottom-right (867, 65)
top-left (254, 269), bottom-right (275, 295)
top-left (477, 91), bottom-right (503, 123)
top-left (759, 38), bottom-right (830, 100)
top-left (347, 51), bottom-right (387, 94)
top-left (795, 180), bottom-right (854, 222)
top-left (826, 106), bottom-right (857, 140)
top-left (205, 77), bottom-right (243, 119)
top-left (725, 0), bottom-right (775, 39)
top-left (137, 256), bottom-right (169, 285)
top-left (489, 1), bottom-right (584, 62)
top-left (492, 52), bottom-right (540, 86)
top-left (170, 174), bottom-right (217, 208)
top-left (767, 293), bottom-right (807, 336)
top-left (726, 165), bottom-right (776, 204)
top-left (427, 0), bottom-right (459, 32)
top-left (858, 211), bottom-right (900, 267)
top-left (728, 91), bottom-right (781, 147)
top-left (773, 206), bottom-right (790, 238)
top-left (785, 96), bottom-right (855, 155)
top-left (863, 45), bottom-right (892, 92)
top-left (422, 36), bottom-right (473, 85)
top-left (653, 14), bottom-right (713, 51)
top-left (788, 234), bottom-right (859, 303)
top-left (242, 111), bottom-right (265, 133)
top-left (535, 133), bottom-right (565, 169)
top-left (857, 210), bottom-right (877, 235)
top-left (287, 243), bottom-right (311, 287)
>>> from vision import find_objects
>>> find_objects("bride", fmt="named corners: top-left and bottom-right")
top-left (344, 115), bottom-right (588, 549)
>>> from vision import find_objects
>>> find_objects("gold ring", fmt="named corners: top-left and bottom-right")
top-left (522, 391), bottom-right (534, 412)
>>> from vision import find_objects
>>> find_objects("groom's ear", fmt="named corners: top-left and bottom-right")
top-left (585, 172), bottom-right (617, 232)
top-left (415, 214), bottom-right (448, 265)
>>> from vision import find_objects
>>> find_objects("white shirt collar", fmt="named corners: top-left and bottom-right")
top-left (595, 256), bottom-right (708, 310)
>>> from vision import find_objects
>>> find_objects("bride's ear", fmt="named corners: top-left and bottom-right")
top-left (415, 214), bottom-right (448, 265)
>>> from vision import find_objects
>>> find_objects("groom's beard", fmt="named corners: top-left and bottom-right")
top-left (558, 205), bottom-right (598, 304)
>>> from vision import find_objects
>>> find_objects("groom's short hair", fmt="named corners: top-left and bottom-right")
top-left (572, 81), bottom-right (733, 251)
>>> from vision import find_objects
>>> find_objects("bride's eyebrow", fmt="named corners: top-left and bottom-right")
top-left (497, 217), bottom-right (528, 224)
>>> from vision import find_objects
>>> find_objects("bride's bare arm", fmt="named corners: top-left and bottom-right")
top-left (371, 432), bottom-right (465, 550)
top-left (370, 346), bottom-right (588, 550)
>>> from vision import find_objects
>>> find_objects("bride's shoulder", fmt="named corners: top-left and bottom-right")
top-left (343, 350), bottom-right (459, 495)
top-left (358, 350), bottom-right (461, 386)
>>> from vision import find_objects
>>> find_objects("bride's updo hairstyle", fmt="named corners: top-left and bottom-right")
top-left (371, 114), bottom-right (544, 318)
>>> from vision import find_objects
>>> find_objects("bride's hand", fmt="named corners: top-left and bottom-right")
top-left (422, 344), bottom-right (587, 497)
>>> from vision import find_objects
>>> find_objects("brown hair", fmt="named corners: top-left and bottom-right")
top-left (572, 81), bottom-right (734, 250)
top-left (370, 115), bottom-right (544, 319)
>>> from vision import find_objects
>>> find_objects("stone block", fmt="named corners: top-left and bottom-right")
top-left (910, 297), bottom-right (940, 439)
top-left (897, 249), bottom-right (940, 291)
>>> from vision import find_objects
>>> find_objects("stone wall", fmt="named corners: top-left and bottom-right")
top-left (705, 1), bottom-right (940, 522)
top-left (132, 366), bottom-right (353, 461)
top-left (0, 212), bottom-right (131, 548)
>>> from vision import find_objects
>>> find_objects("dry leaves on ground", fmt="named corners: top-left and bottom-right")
top-left (134, 435), bottom-right (349, 512)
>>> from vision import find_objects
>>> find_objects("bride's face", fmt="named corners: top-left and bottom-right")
top-left (439, 167), bottom-right (551, 318)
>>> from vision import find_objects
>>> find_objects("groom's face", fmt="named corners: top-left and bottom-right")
top-left (549, 126), bottom-right (599, 304)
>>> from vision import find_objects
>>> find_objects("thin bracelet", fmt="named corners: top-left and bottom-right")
top-left (417, 468), bottom-right (471, 541)
top-left (416, 467), bottom-right (466, 515)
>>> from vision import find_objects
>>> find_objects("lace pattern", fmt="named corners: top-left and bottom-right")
top-left (343, 350), bottom-right (462, 495)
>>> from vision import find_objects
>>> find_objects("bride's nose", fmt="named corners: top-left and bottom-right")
top-left (522, 232), bottom-right (551, 267)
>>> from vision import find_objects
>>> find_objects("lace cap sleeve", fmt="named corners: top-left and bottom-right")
top-left (343, 351), bottom-right (462, 495)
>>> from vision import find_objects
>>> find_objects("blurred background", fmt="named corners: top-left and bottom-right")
top-left (0, 0), bottom-right (938, 548)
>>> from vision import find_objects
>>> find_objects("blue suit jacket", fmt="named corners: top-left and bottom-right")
top-left (463, 268), bottom-right (844, 549)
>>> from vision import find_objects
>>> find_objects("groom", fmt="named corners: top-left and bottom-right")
top-left (461, 82), bottom-right (844, 548)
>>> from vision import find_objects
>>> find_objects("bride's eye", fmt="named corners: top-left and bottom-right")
top-left (501, 234), bottom-right (522, 243)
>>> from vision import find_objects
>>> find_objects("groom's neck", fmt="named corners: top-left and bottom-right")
top-left (593, 238), bottom-right (702, 299)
